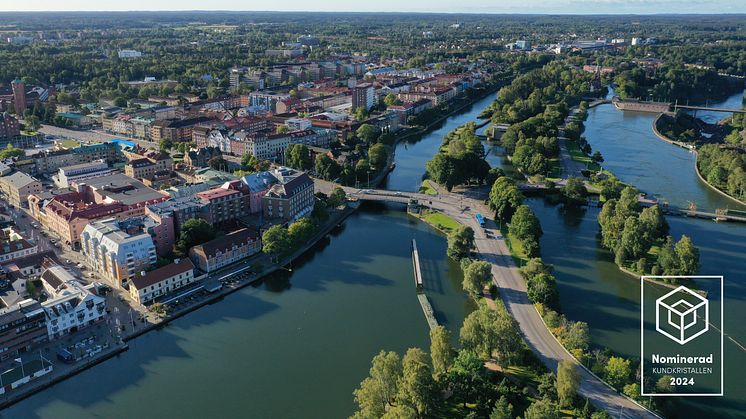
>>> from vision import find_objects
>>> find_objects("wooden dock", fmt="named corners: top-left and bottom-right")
top-left (411, 239), bottom-right (438, 330)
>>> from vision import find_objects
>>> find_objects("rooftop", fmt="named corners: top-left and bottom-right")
top-left (196, 187), bottom-right (241, 201)
top-left (241, 171), bottom-right (278, 193)
top-left (0, 171), bottom-right (39, 189)
top-left (130, 258), bottom-right (194, 291)
top-left (80, 173), bottom-right (167, 206)
top-left (192, 228), bottom-right (259, 259)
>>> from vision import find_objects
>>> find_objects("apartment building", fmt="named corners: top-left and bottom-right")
top-left (0, 113), bottom-right (20, 139)
top-left (262, 167), bottom-right (315, 221)
top-left (128, 258), bottom-right (196, 305)
top-left (0, 227), bottom-right (38, 263)
top-left (28, 191), bottom-right (127, 249)
top-left (80, 218), bottom-right (157, 288)
top-left (39, 266), bottom-right (106, 339)
top-left (0, 171), bottom-right (42, 208)
top-left (189, 228), bottom-right (261, 273)
top-left (0, 299), bottom-right (48, 360)
top-left (54, 160), bottom-right (115, 188)
top-left (352, 83), bottom-right (375, 111)
top-left (195, 188), bottom-right (248, 225)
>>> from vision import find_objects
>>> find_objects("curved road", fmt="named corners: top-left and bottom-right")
top-left (338, 185), bottom-right (658, 419)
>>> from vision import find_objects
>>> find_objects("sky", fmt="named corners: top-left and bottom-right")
top-left (3, 0), bottom-right (746, 14)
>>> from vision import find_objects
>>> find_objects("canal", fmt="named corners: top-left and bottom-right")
top-left (2, 94), bottom-right (498, 419)
top-left (383, 94), bottom-right (498, 192)
top-left (530, 89), bottom-right (746, 418)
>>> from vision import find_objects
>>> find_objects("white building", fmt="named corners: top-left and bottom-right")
top-left (54, 160), bottom-right (115, 188)
top-left (207, 130), bottom-right (232, 153)
top-left (285, 118), bottom-right (312, 131)
top-left (246, 134), bottom-right (291, 160)
top-left (80, 218), bottom-right (157, 288)
top-left (118, 49), bottom-right (143, 59)
top-left (40, 266), bottom-right (106, 339)
top-left (128, 258), bottom-right (196, 305)
top-left (0, 227), bottom-right (38, 264)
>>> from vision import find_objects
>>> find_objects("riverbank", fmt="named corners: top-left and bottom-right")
top-left (692, 150), bottom-right (746, 206)
top-left (414, 180), bottom-right (660, 417)
top-left (0, 204), bottom-right (358, 410)
top-left (651, 113), bottom-right (695, 150)
top-left (394, 87), bottom-right (499, 145)
top-left (651, 113), bottom-right (746, 206)
top-left (0, 341), bottom-right (129, 410)
top-left (0, 83), bottom-right (505, 410)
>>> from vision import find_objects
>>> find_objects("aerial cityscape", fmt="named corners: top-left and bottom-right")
top-left (0, 7), bottom-right (743, 419)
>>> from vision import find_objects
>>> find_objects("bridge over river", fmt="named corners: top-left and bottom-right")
top-left (314, 179), bottom-right (659, 419)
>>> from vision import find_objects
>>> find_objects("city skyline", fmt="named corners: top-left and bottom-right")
top-left (2, 0), bottom-right (746, 14)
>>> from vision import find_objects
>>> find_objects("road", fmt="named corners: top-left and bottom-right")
top-left (38, 124), bottom-right (243, 167)
top-left (342, 185), bottom-right (658, 419)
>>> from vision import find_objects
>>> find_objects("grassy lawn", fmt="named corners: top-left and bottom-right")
top-left (419, 180), bottom-right (438, 196)
top-left (423, 211), bottom-right (460, 233)
top-left (501, 226), bottom-right (529, 267)
top-left (59, 139), bottom-right (81, 148)
top-left (548, 158), bottom-right (562, 178)
top-left (502, 365), bottom-right (541, 387)
top-left (566, 140), bottom-right (592, 164)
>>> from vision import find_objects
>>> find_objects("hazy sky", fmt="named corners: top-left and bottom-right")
top-left (4, 0), bottom-right (746, 14)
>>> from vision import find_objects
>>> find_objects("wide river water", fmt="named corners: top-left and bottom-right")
top-left (0, 94), bottom-right (497, 419)
top-left (4, 88), bottom-right (744, 418)
top-left (532, 89), bottom-right (746, 418)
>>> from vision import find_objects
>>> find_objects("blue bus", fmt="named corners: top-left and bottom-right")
top-left (475, 213), bottom-right (485, 228)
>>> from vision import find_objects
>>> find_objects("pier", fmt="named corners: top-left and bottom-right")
top-left (411, 239), bottom-right (424, 290)
top-left (411, 239), bottom-right (439, 330)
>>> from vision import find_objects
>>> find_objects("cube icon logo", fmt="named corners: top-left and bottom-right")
top-left (656, 286), bottom-right (709, 345)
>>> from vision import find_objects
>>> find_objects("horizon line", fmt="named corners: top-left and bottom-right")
top-left (1, 10), bottom-right (746, 15)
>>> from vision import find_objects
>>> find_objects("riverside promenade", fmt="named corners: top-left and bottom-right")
top-left (335, 185), bottom-right (659, 419)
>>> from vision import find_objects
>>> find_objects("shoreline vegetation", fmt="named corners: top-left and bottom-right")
top-left (408, 100), bottom-right (649, 415)
top-left (352, 204), bottom-right (613, 419)
top-left (421, 59), bottom-right (713, 415)
top-left (652, 113), bottom-right (746, 207)
top-left (0, 65), bottom-right (513, 411)
top-left (648, 103), bottom-right (746, 207)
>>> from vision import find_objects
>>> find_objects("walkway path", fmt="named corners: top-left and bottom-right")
top-left (343, 185), bottom-right (658, 419)
top-left (558, 136), bottom-right (587, 178)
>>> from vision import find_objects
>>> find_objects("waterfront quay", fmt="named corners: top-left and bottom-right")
top-left (0, 203), bottom-right (356, 409)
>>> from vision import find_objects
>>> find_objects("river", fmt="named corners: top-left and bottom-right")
top-left (1, 95), bottom-right (499, 419)
top-left (530, 89), bottom-right (746, 418)
top-left (383, 94), bottom-right (499, 192)
top-left (6, 84), bottom-right (743, 418)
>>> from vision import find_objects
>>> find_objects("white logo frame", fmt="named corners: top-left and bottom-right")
top-left (641, 275), bottom-right (724, 397)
